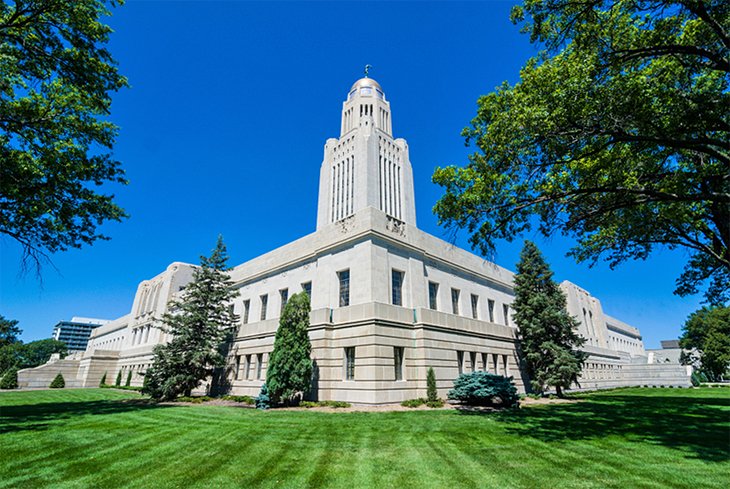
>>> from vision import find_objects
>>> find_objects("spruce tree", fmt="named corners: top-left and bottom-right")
top-left (426, 367), bottom-right (438, 403)
top-left (266, 292), bottom-right (313, 405)
top-left (512, 241), bottom-right (587, 397)
top-left (99, 372), bottom-right (107, 387)
top-left (115, 370), bottom-right (122, 386)
top-left (125, 370), bottom-right (132, 387)
top-left (143, 236), bottom-right (238, 400)
top-left (49, 373), bottom-right (65, 388)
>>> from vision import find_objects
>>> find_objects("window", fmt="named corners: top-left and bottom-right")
top-left (235, 355), bottom-right (241, 379)
top-left (260, 294), bottom-right (268, 321)
top-left (256, 353), bottom-right (263, 380)
top-left (245, 354), bottom-right (252, 380)
top-left (457, 351), bottom-right (464, 375)
top-left (345, 347), bottom-right (356, 380)
top-left (503, 304), bottom-right (510, 326)
top-left (451, 288), bottom-right (460, 315)
top-left (242, 300), bottom-right (250, 324)
top-left (428, 282), bottom-right (439, 310)
top-left (394, 346), bottom-right (404, 381)
top-left (280, 288), bottom-right (288, 314)
top-left (481, 353), bottom-right (489, 372)
top-left (488, 299), bottom-right (495, 322)
top-left (470, 352), bottom-right (477, 372)
top-left (502, 355), bottom-right (509, 376)
top-left (302, 281), bottom-right (312, 298)
top-left (470, 294), bottom-right (479, 319)
top-left (338, 270), bottom-right (350, 307)
top-left (492, 353), bottom-right (499, 374)
top-left (391, 270), bottom-right (404, 306)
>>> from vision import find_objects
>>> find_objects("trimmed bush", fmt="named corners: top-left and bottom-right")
top-left (300, 400), bottom-right (351, 408)
top-left (99, 372), bottom-right (107, 387)
top-left (401, 398), bottom-right (426, 408)
top-left (448, 371), bottom-right (519, 408)
top-left (221, 395), bottom-right (255, 405)
top-left (426, 399), bottom-right (445, 408)
top-left (0, 368), bottom-right (19, 389)
top-left (49, 373), bottom-right (65, 389)
top-left (426, 367), bottom-right (438, 403)
top-left (125, 370), bottom-right (132, 387)
top-left (255, 383), bottom-right (271, 410)
top-left (115, 370), bottom-right (122, 386)
top-left (176, 396), bottom-right (212, 404)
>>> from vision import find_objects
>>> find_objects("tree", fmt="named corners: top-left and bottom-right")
top-left (143, 236), bottom-right (238, 400)
top-left (266, 292), bottom-right (313, 405)
top-left (0, 0), bottom-right (128, 274)
top-left (125, 370), bottom-right (132, 386)
top-left (512, 241), bottom-right (588, 396)
top-left (0, 338), bottom-right (68, 373)
top-left (49, 372), bottom-right (65, 389)
top-left (99, 371), bottom-right (107, 387)
top-left (447, 371), bottom-right (520, 408)
top-left (115, 370), bottom-right (122, 386)
top-left (0, 316), bottom-right (21, 348)
top-left (426, 366), bottom-right (438, 403)
top-left (0, 367), bottom-right (18, 389)
top-left (432, 0), bottom-right (729, 305)
top-left (679, 306), bottom-right (730, 381)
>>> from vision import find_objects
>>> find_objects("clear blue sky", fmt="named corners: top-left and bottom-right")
top-left (1, 0), bottom-right (700, 347)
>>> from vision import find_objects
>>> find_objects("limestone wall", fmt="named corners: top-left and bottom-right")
top-left (17, 358), bottom-right (83, 388)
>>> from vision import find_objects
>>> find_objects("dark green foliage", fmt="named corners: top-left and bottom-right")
top-left (115, 370), bottom-right (122, 386)
top-left (0, 367), bottom-right (18, 389)
top-left (0, 0), bottom-right (129, 272)
top-left (143, 236), bottom-right (238, 400)
top-left (448, 371), bottom-right (519, 408)
top-left (426, 399), bottom-right (445, 408)
top-left (0, 338), bottom-right (68, 374)
top-left (99, 372), bottom-right (107, 387)
top-left (100, 384), bottom-right (142, 391)
top-left (0, 316), bottom-right (21, 348)
top-left (426, 366), bottom-right (438, 402)
top-left (266, 292), bottom-right (313, 405)
top-left (255, 383), bottom-right (271, 410)
top-left (432, 0), bottom-right (730, 304)
top-left (401, 398), bottom-right (427, 408)
top-left (300, 400), bottom-right (351, 408)
top-left (221, 395), bottom-right (255, 405)
top-left (680, 306), bottom-right (730, 381)
top-left (125, 370), bottom-right (132, 387)
top-left (176, 396), bottom-right (212, 404)
top-left (49, 373), bottom-right (65, 389)
top-left (513, 241), bottom-right (587, 396)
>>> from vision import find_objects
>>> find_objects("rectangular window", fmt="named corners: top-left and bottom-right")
top-left (338, 270), bottom-right (350, 307)
top-left (503, 304), bottom-right (510, 326)
top-left (345, 346), bottom-right (356, 380)
top-left (487, 299), bottom-right (495, 322)
top-left (391, 270), bottom-right (404, 306)
top-left (394, 346), bottom-right (404, 381)
top-left (242, 300), bottom-right (250, 324)
top-left (492, 353), bottom-right (499, 374)
top-left (260, 294), bottom-right (268, 321)
top-left (428, 282), bottom-right (439, 310)
top-left (245, 354), bottom-right (252, 380)
top-left (481, 352), bottom-right (489, 372)
top-left (470, 352), bottom-right (477, 372)
top-left (280, 288), bottom-right (288, 314)
top-left (302, 281), bottom-right (312, 298)
top-left (471, 294), bottom-right (479, 319)
top-left (451, 288), bottom-right (460, 315)
top-left (256, 353), bottom-right (263, 380)
top-left (503, 355), bottom-right (509, 376)
top-left (457, 351), bottom-right (464, 375)
top-left (235, 355), bottom-right (241, 379)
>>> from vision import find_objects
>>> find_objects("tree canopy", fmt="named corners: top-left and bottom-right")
top-left (679, 305), bottom-right (730, 381)
top-left (0, 0), bottom-right (128, 273)
top-left (433, 0), bottom-right (729, 305)
top-left (143, 236), bottom-right (238, 400)
top-left (0, 315), bottom-right (21, 348)
top-left (512, 241), bottom-right (587, 396)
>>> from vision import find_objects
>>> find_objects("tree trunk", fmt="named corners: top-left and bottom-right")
top-left (555, 385), bottom-right (563, 398)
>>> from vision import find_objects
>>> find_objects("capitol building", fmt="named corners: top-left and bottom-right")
top-left (19, 75), bottom-right (691, 400)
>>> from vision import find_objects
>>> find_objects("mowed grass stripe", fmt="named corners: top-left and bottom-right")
top-left (1, 388), bottom-right (728, 488)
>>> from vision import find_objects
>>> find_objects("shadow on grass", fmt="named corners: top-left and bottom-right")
top-left (0, 398), bottom-right (167, 434)
top-left (465, 393), bottom-right (730, 463)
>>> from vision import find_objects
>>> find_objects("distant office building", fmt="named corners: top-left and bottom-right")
top-left (52, 317), bottom-right (111, 352)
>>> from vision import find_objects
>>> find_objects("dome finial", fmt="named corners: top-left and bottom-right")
top-left (364, 64), bottom-right (373, 78)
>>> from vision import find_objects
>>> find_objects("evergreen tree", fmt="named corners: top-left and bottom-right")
top-left (125, 370), bottom-right (132, 387)
top-left (143, 236), bottom-right (238, 400)
top-left (266, 292), bottom-right (313, 405)
top-left (513, 241), bottom-right (587, 397)
top-left (0, 367), bottom-right (18, 389)
top-left (49, 373), bottom-right (65, 388)
top-left (426, 367), bottom-right (438, 403)
top-left (99, 372), bottom-right (107, 387)
top-left (115, 370), bottom-right (122, 386)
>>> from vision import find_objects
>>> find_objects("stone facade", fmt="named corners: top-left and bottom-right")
top-left (19, 76), bottom-right (690, 397)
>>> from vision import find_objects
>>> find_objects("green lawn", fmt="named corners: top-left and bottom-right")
top-left (1, 388), bottom-right (728, 488)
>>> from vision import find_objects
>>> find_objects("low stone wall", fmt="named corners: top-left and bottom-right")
top-left (17, 359), bottom-right (83, 389)
top-left (574, 363), bottom-right (691, 391)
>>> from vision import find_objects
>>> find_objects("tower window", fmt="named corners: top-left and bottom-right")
top-left (451, 288), bottom-right (460, 315)
top-left (394, 346), bottom-right (404, 381)
top-left (338, 270), bottom-right (350, 307)
top-left (260, 294), bottom-right (268, 321)
top-left (280, 288), bottom-right (288, 314)
top-left (391, 270), bottom-right (404, 306)
top-left (242, 299), bottom-right (250, 324)
top-left (487, 299), bottom-right (495, 322)
top-left (345, 347), bottom-right (356, 380)
top-left (428, 282), bottom-right (439, 310)
top-left (471, 294), bottom-right (479, 319)
top-left (503, 304), bottom-right (510, 326)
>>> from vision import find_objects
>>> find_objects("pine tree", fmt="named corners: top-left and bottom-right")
top-left (266, 292), bottom-right (313, 405)
top-left (125, 370), bottom-right (132, 387)
top-left (49, 373), bottom-right (65, 388)
top-left (512, 241), bottom-right (587, 397)
top-left (0, 367), bottom-right (18, 389)
top-left (143, 236), bottom-right (238, 400)
top-left (115, 370), bottom-right (122, 386)
top-left (99, 372), bottom-right (107, 387)
top-left (426, 367), bottom-right (438, 403)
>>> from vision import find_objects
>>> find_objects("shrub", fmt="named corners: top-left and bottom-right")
top-left (401, 398), bottom-right (426, 408)
top-left (427, 367), bottom-right (438, 403)
top-left (100, 384), bottom-right (143, 392)
top-left (0, 368), bottom-right (19, 389)
top-left (221, 395), bottom-right (255, 405)
top-left (447, 371), bottom-right (519, 408)
top-left (49, 373), bottom-right (65, 389)
top-left (426, 399), bottom-right (444, 408)
top-left (176, 396), bottom-right (212, 404)
top-left (256, 383), bottom-right (271, 410)
top-left (125, 370), bottom-right (132, 387)
top-left (300, 400), bottom-right (352, 409)
top-left (99, 372), bottom-right (107, 387)
top-left (115, 370), bottom-right (122, 386)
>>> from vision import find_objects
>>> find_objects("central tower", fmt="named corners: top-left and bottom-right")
top-left (316, 76), bottom-right (417, 230)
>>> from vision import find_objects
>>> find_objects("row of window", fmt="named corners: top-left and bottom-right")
top-left (580, 363), bottom-right (623, 380)
top-left (240, 282), bottom-right (313, 324)
top-left (234, 353), bottom-right (265, 381)
top-left (457, 351), bottom-right (510, 376)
